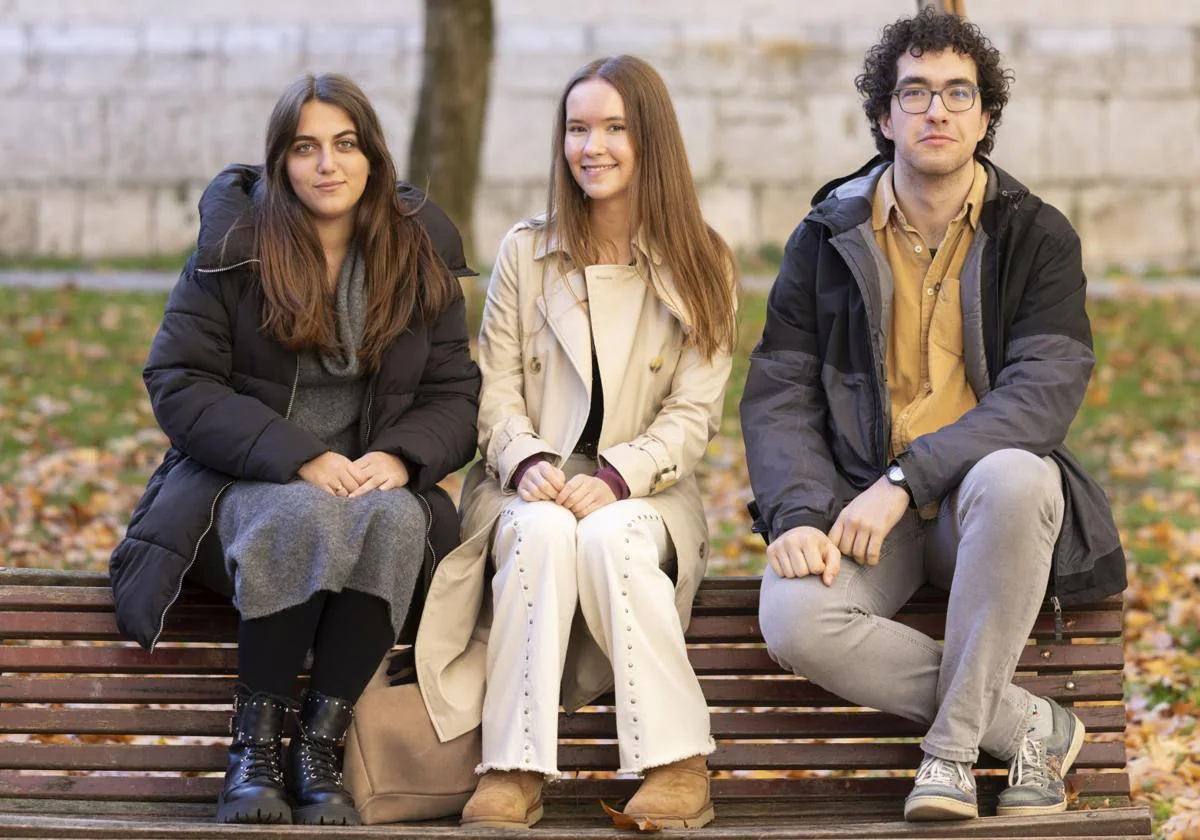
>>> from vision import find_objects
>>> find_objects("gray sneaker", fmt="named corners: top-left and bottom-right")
top-left (996, 698), bottom-right (1085, 816)
top-left (904, 754), bottom-right (978, 821)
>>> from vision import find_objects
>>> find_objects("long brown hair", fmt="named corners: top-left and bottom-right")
top-left (542, 55), bottom-right (736, 360)
top-left (256, 73), bottom-right (457, 370)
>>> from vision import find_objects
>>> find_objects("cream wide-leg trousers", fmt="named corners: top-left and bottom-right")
top-left (478, 455), bottom-right (715, 778)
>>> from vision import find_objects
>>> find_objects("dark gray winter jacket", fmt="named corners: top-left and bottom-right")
top-left (741, 158), bottom-right (1125, 606)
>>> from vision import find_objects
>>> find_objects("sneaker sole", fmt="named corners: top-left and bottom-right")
top-left (623, 802), bottom-right (715, 829)
top-left (461, 802), bottom-right (544, 830)
top-left (905, 795), bottom-right (978, 821)
top-left (996, 711), bottom-right (1086, 818)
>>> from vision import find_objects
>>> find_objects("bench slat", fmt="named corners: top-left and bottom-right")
top-left (0, 741), bottom-right (1126, 773)
top-left (2, 583), bottom-right (1124, 615)
top-left (0, 642), bottom-right (1123, 675)
top-left (0, 771), bottom-right (1135, 804)
top-left (1, 706), bottom-right (1126, 739)
top-left (0, 672), bottom-right (1125, 705)
top-left (0, 608), bottom-right (1123, 643)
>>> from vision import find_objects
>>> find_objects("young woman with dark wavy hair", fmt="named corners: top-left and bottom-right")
top-left (109, 73), bottom-right (480, 827)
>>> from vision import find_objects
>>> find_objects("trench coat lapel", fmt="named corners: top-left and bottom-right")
top-left (535, 269), bottom-right (591, 390)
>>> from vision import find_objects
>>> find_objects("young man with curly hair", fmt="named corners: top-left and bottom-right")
top-left (741, 9), bottom-right (1125, 822)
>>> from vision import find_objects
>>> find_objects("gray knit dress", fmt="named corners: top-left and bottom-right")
top-left (214, 246), bottom-right (426, 637)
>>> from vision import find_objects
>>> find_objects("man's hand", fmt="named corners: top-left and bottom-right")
top-left (517, 460), bottom-right (567, 502)
top-left (555, 474), bottom-right (617, 519)
top-left (766, 525), bottom-right (843, 586)
top-left (827, 476), bottom-right (910, 566)
top-left (298, 451), bottom-right (364, 497)
top-left (348, 451), bottom-right (410, 497)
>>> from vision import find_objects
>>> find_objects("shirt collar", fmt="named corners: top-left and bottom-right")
top-left (871, 160), bottom-right (988, 233)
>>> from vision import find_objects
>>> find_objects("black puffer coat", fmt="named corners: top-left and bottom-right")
top-left (109, 164), bottom-right (481, 650)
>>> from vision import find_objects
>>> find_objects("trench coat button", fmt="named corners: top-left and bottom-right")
top-left (529, 357), bottom-right (542, 374)
top-left (649, 356), bottom-right (663, 373)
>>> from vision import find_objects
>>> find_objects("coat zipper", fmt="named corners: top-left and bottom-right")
top-left (415, 491), bottom-right (437, 595)
top-left (151, 353), bottom-right (301, 652)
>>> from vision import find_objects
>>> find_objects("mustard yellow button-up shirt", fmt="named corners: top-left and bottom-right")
top-left (874, 162), bottom-right (986, 461)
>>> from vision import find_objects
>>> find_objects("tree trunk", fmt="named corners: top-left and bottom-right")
top-left (916, 0), bottom-right (967, 14)
top-left (408, 0), bottom-right (494, 263)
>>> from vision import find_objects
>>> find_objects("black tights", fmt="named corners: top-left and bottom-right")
top-left (237, 589), bottom-right (395, 704)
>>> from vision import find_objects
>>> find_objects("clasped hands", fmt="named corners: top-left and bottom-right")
top-left (517, 460), bottom-right (615, 519)
top-left (298, 451), bottom-right (409, 497)
top-left (766, 476), bottom-right (911, 586)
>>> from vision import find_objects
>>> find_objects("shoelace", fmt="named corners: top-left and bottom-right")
top-left (915, 756), bottom-right (974, 793)
top-left (240, 740), bottom-right (283, 784)
top-left (1008, 736), bottom-right (1052, 788)
top-left (299, 736), bottom-right (343, 784)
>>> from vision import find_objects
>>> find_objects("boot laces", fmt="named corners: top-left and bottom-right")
top-left (915, 755), bottom-right (973, 793)
top-left (240, 740), bottom-right (283, 784)
top-left (1008, 736), bottom-right (1052, 788)
top-left (300, 735), bottom-right (343, 784)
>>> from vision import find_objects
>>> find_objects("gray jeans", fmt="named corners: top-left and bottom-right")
top-left (758, 449), bottom-right (1064, 764)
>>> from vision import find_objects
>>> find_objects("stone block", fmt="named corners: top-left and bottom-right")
top-left (493, 53), bottom-right (597, 96)
top-left (591, 22), bottom-right (680, 58)
top-left (758, 182), bottom-right (821, 246)
top-left (81, 188), bottom-right (155, 258)
top-left (137, 52), bottom-right (223, 93)
top-left (221, 25), bottom-right (306, 93)
top-left (472, 183), bottom-right (545, 265)
top-left (370, 96), bottom-right (417, 171)
top-left (1075, 185), bottom-right (1188, 271)
top-left (1043, 97), bottom-right (1106, 183)
top-left (30, 25), bottom-right (142, 93)
top-left (802, 92), bottom-right (877, 183)
top-left (0, 189), bottom-right (39, 254)
top-left (715, 99), bottom-right (811, 182)
top-left (207, 96), bottom-right (276, 166)
top-left (107, 99), bottom-right (217, 183)
top-left (1105, 97), bottom-right (1200, 181)
top-left (152, 183), bottom-right (205, 255)
top-left (481, 96), bottom-right (557, 182)
top-left (1114, 27), bottom-right (1194, 95)
top-left (672, 96), bottom-right (716, 180)
top-left (37, 187), bottom-right (82, 256)
top-left (655, 48), bottom-right (749, 97)
top-left (0, 26), bottom-right (29, 93)
top-left (988, 95), bottom-right (1046, 184)
top-left (1019, 27), bottom-right (1118, 95)
top-left (0, 98), bottom-right (105, 181)
top-left (699, 184), bottom-right (754, 249)
top-left (142, 24), bottom-right (222, 54)
top-left (497, 22), bottom-right (588, 55)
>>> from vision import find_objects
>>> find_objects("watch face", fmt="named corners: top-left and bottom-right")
top-left (888, 464), bottom-right (905, 483)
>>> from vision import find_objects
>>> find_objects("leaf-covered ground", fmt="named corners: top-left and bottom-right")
top-left (1, 286), bottom-right (1196, 838)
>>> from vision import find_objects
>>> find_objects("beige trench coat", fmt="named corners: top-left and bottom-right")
top-left (415, 220), bottom-right (733, 742)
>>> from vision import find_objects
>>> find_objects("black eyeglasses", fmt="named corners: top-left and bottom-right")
top-left (892, 84), bottom-right (979, 114)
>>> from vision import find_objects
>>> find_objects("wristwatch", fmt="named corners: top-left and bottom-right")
top-left (885, 461), bottom-right (915, 506)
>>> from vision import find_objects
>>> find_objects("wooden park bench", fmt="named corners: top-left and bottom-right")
top-left (0, 566), bottom-right (1151, 838)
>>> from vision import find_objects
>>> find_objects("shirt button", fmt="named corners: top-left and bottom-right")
top-left (914, 245), bottom-right (923, 254)
top-left (926, 287), bottom-right (935, 296)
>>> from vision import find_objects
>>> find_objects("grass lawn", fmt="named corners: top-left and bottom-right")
top-left (0, 285), bottom-right (1197, 836)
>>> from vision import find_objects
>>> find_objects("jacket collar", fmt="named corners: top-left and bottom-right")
top-left (808, 156), bottom-right (1030, 237)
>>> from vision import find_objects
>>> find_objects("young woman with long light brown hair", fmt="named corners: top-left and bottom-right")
top-left (109, 73), bottom-right (480, 827)
top-left (412, 55), bottom-right (737, 830)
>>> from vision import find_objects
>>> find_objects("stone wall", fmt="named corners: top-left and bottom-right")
top-left (2, 0), bottom-right (1199, 271)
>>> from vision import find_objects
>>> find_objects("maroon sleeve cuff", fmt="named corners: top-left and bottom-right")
top-left (510, 454), bottom-right (548, 491)
top-left (594, 466), bottom-right (630, 500)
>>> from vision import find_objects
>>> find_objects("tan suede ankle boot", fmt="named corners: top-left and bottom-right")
top-left (622, 755), bottom-right (714, 828)
top-left (460, 769), bottom-right (544, 829)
